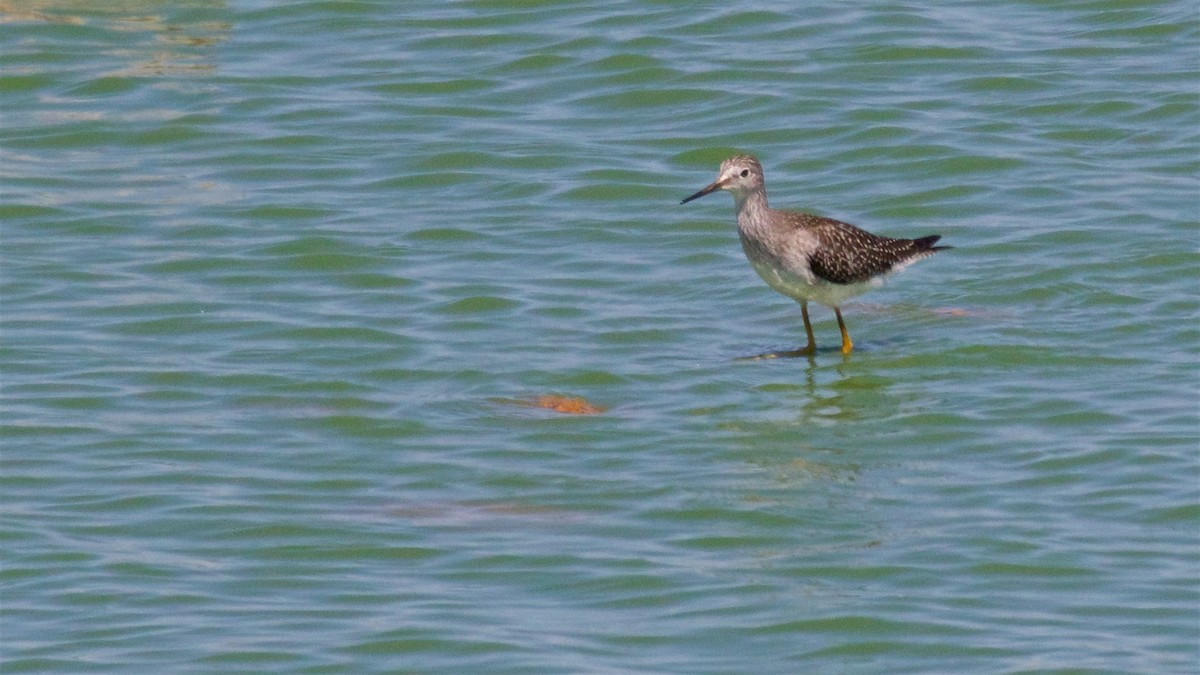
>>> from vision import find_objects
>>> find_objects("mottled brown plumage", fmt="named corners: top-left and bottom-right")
top-left (802, 214), bottom-right (944, 285)
top-left (681, 154), bottom-right (949, 355)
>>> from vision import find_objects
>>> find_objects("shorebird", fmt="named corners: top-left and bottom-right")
top-left (682, 154), bottom-right (949, 356)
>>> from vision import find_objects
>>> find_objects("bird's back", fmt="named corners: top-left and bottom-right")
top-left (777, 210), bottom-right (948, 285)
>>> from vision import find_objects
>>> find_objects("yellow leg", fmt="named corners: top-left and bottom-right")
top-left (798, 302), bottom-right (816, 354)
top-left (739, 301), bottom-right (818, 360)
top-left (835, 307), bottom-right (853, 354)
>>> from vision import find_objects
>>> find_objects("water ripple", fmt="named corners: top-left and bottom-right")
top-left (3, 1), bottom-right (1196, 672)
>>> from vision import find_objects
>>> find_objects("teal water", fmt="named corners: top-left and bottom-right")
top-left (2, 1), bottom-right (1198, 672)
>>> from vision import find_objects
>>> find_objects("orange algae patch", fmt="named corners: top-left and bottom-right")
top-left (492, 394), bottom-right (607, 415)
top-left (531, 395), bottom-right (606, 415)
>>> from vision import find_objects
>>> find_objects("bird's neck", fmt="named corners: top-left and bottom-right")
top-left (734, 189), bottom-right (770, 233)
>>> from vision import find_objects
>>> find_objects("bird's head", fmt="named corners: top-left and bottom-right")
top-left (681, 154), bottom-right (764, 204)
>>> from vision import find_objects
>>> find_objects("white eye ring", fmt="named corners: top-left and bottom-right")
top-left (740, 169), bottom-right (750, 177)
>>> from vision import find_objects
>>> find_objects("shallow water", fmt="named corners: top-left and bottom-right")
top-left (3, 1), bottom-right (1198, 672)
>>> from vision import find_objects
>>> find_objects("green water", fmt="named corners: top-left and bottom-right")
top-left (3, 1), bottom-right (1197, 673)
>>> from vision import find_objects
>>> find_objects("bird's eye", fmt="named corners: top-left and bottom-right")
top-left (740, 169), bottom-right (750, 177)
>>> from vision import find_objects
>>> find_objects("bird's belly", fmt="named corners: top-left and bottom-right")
top-left (748, 258), bottom-right (879, 308)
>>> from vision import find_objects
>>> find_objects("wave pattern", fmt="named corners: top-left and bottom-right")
top-left (2, 1), bottom-right (1196, 672)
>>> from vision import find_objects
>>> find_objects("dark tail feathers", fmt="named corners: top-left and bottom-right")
top-left (913, 234), bottom-right (951, 252)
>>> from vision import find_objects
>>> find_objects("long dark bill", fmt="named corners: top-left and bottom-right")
top-left (680, 180), bottom-right (723, 204)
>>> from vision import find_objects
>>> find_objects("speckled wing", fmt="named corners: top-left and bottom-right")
top-left (806, 215), bottom-right (945, 285)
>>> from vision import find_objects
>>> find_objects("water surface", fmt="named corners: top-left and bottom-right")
top-left (2, 1), bottom-right (1197, 672)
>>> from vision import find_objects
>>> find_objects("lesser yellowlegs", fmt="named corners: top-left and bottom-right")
top-left (682, 154), bottom-right (950, 355)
